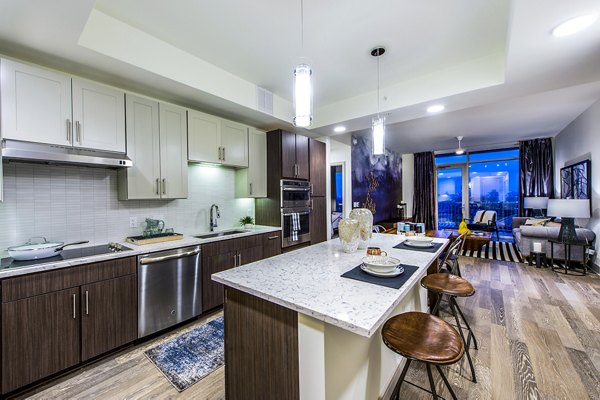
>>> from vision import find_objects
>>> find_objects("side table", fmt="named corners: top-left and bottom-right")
top-left (528, 251), bottom-right (547, 268)
top-left (548, 239), bottom-right (590, 276)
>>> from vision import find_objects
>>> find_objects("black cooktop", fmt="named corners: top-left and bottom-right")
top-left (1, 243), bottom-right (133, 270)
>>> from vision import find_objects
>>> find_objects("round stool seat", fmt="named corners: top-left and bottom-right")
top-left (421, 273), bottom-right (475, 297)
top-left (382, 312), bottom-right (464, 365)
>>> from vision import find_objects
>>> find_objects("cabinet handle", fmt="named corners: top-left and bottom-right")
top-left (85, 290), bottom-right (89, 315)
top-left (268, 235), bottom-right (280, 240)
top-left (66, 119), bottom-right (72, 142)
top-left (222, 147), bottom-right (226, 161)
top-left (75, 121), bottom-right (81, 143)
top-left (233, 254), bottom-right (238, 267)
top-left (218, 147), bottom-right (221, 160)
top-left (249, 183), bottom-right (253, 195)
top-left (162, 178), bottom-right (166, 195)
top-left (72, 293), bottom-right (77, 319)
top-left (310, 183), bottom-right (314, 195)
top-left (156, 178), bottom-right (160, 195)
top-left (238, 253), bottom-right (242, 266)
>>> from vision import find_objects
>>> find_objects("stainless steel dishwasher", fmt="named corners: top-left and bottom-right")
top-left (138, 245), bottom-right (201, 338)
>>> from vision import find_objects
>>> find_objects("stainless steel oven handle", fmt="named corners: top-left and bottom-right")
top-left (140, 249), bottom-right (200, 264)
top-left (282, 211), bottom-right (310, 217)
top-left (282, 187), bottom-right (311, 191)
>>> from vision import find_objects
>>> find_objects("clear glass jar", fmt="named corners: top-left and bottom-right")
top-left (338, 218), bottom-right (360, 253)
top-left (349, 208), bottom-right (373, 249)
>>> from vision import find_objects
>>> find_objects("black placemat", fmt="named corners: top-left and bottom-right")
top-left (393, 241), bottom-right (444, 253)
top-left (341, 264), bottom-right (419, 289)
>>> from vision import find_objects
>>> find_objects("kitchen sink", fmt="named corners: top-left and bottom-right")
top-left (194, 230), bottom-right (247, 239)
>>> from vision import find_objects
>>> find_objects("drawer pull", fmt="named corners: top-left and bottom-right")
top-left (85, 290), bottom-right (89, 315)
top-left (268, 235), bottom-right (280, 240)
top-left (72, 294), bottom-right (77, 319)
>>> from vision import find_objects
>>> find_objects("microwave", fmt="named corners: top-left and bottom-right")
top-left (280, 179), bottom-right (311, 209)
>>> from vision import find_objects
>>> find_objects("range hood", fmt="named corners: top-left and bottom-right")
top-left (2, 140), bottom-right (132, 168)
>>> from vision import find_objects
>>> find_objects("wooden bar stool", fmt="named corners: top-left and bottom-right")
top-left (421, 273), bottom-right (478, 383)
top-left (382, 311), bottom-right (465, 400)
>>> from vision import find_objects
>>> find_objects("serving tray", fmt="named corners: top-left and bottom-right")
top-left (126, 233), bottom-right (184, 245)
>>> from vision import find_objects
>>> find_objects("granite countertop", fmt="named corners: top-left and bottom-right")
top-left (213, 233), bottom-right (448, 337)
top-left (0, 225), bottom-right (281, 279)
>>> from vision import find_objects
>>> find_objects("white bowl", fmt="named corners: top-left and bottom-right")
top-left (406, 236), bottom-right (433, 244)
top-left (362, 256), bottom-right (401, 273)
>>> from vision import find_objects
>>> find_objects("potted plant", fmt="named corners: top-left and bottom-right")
top-left (239, 216), bottom-right (255, 230)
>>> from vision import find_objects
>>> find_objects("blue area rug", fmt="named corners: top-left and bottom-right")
top-left (145, 317), bottom-right (224, 392)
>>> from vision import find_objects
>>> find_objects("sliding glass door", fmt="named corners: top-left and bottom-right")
top-left (436, 166), bottom-right (468, 229)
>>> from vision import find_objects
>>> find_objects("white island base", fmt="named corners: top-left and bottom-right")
top-left (223, 278), bottom-right (428, 400)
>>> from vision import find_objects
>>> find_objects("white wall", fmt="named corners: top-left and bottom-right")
top-left (330, 140), bottom-right (352, 218)
top-left (402, 153), bottom-right (414, 218)
top-left (554, 98), bottom-right (600, 269)
top-left (0, 162), bottom-right (254, 256)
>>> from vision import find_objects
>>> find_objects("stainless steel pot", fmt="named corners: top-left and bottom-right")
top-left (7, 237), bottom-right (89, 261)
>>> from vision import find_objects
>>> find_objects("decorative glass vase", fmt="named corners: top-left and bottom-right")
top-left (338, 218), bottom-right (360, 253)
top-left (349, 208), bottom-right (373, 249)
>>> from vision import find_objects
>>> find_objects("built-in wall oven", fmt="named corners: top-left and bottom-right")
top-left (280, 179), bottom-right (312, 248)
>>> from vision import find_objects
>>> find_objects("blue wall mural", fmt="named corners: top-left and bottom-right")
top-left (351, 133), bottom-right (402, 223)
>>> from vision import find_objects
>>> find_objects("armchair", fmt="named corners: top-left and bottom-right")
top-left (466, 210), bottom-right (499, 240)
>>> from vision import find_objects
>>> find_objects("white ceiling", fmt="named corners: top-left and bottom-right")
top-left (0, 0), bottom-right (599, 153)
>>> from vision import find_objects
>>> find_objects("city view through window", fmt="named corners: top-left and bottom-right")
top-left (436, 148), bottom-right (519, 233)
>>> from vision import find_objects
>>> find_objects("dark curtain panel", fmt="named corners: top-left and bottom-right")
top-left (413, 151), bottom-right (435, 230)
top-left (519, 138), bottom-right (554, 215)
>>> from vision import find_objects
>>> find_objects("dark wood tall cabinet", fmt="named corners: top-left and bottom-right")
top-left (309, 138), bottom-right (327, 244)
top-left (272, 129), bottom-right (309, 181)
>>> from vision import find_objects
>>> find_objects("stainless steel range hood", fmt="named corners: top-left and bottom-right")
top-left (2, 140), bottom-right (132, 168)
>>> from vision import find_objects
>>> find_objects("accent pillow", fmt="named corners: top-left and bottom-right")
top-left (525, 218), bottom-right (550, 226)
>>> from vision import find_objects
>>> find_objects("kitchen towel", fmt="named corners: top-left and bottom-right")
top-left (291, 212), bottom-right (300, 241)
top-left (393, 241), bottom-right (444, 253)
top-left (341, 264), bottom-right (419, 289)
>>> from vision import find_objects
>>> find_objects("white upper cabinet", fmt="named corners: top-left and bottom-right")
top-left (188, 110), bottom-right (248, 167)
top-left (119, 94), bottom-right (188, 200)
top-left (72, 78), bottom-right (125, 153)
top-left (235, 128), bottom-right (267, 198)
top-left (0, 59), bottom-right (126, 152)
top-left (1, 58), bottom-right (72, 147)
top-left (188, 110), bottom-right (220, 163)
top-left (220, 119), bottom-right (249, 167)
top-left (159, 103), bottom-right (188, 199)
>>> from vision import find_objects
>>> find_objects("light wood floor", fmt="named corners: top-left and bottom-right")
top-left (19, 257), bottom-right (600, 399)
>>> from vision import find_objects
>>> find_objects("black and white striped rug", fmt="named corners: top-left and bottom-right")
top-left (460, 241), bottom-right (524, 263)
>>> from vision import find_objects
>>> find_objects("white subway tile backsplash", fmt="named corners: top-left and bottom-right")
top-left (0, 162), bottom-right (255, 254)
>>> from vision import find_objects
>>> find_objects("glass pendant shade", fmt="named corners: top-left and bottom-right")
top-left (294, 64), bottom-right (312, 127)
top-left (372, 116), bottom-right (385, 155)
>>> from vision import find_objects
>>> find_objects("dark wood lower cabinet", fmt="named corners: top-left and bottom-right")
top-left (2, 288), bottom-right (80, 393)
top-left (263, 232), bottom-right (282, 258)
top-left (202, 251), bottom-right (237, 312)
top-left (311, 196), bottom-right (327, 245)
top-left (0, 257), bottom-right (137, 394)
top-left (81, 275), bottom-right (137, 361)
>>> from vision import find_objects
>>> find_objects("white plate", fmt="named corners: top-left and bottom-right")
top-left (361, 264), bottom-right (404, 277)
top-left (403, 240), bottom-right (434, 248)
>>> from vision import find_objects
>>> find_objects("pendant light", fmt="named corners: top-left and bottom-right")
top-left (371, 47), bottom-right (385, 155)
top-left (455, 136), bottom-right (465, 155)
top-left (293, 0), bottom-right (312, 127)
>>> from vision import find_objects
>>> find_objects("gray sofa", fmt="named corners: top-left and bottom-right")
top-left (512, 217), bottom-right (595, 262)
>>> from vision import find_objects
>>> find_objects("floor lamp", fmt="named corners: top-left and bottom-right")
top-left (547, 199), bottom-right (590, 243)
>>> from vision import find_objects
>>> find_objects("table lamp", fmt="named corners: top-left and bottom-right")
top-left (523, 196), bottom-right (549, 218)
top-left (546, 199), bottom-right (590, 243)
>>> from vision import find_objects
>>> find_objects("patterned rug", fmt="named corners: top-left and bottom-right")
top-left (460, 240), bottom-right (524, 263)
top-left (145, 317), bottom-right (224, 392)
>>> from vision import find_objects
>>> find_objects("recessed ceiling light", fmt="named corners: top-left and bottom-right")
top-left (334, 126), bottom-right (346, 133)
top-left (427, 104), bottom-right (445, 113)
top-left (552, 14), bottom-right (598, 37)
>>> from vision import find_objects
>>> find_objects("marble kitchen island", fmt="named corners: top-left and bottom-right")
top-left (213, 233), bottom-right (447, 400)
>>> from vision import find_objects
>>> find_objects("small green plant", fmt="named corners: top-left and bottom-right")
top-left (239, 216), bottom-right (255, 226)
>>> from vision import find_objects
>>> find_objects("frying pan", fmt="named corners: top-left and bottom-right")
top-left (7, 237), bottom-right (90, 261)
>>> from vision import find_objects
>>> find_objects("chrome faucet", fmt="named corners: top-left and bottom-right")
top-left (210, 204), bottom-right (220, 231)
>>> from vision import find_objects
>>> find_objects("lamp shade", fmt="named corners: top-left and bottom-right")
top-left (547, 199), bottom-right (590, 218)
top-left (523, 197), bottom-right (549, 209)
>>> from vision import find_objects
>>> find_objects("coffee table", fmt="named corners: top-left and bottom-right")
top-left (426, 230), bottom-right (492, 252)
